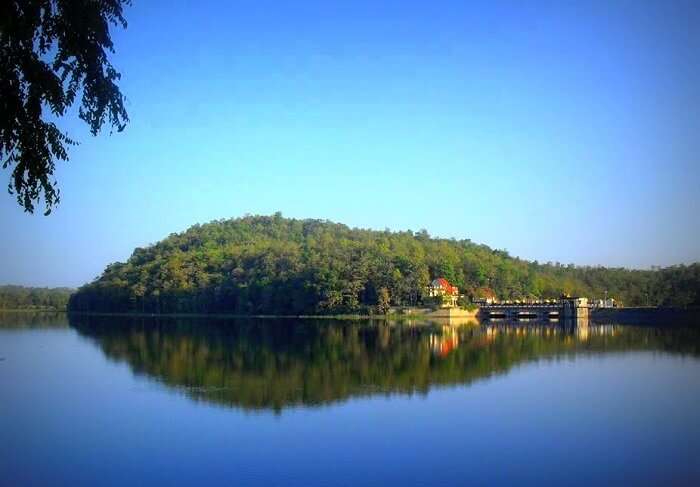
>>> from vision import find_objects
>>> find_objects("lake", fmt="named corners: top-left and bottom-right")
top-left (1, 313), bottom-right (700, 486)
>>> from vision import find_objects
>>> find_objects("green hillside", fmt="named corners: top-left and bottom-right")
top-left (68, 214), bottom-right (700, 314)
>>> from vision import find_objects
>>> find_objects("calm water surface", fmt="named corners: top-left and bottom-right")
top-left (1, 312), bottom-right (700, 486)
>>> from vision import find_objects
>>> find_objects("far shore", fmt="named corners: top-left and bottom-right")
top-left (5, 306), bottom-right (698, 328)
top-left (65, 310), bottom-right (426, 321)
top-left (0, 308), bottom-right (67, 313)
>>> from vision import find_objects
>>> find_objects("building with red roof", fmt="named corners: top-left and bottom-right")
top-left (428, 278), bottom-right (459, 307)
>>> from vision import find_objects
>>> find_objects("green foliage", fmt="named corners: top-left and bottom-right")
top-left (424, 295), bottom-right (444, 309)
top-left (376, 287), bottom-right (391, 314)
top-left (457, 297), bottom-right (478, 311)
top-left (68, 214), bottom-right (700, 315)
top-left (0, 285), bottom-right (73, 310)
top-left (0, 0), bottom-right (131, 214)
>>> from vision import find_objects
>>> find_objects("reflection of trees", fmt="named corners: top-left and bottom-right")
top-left (0, 311), bottom-right (69, 329)
top-left (70, 315), bottom-right (700, 412)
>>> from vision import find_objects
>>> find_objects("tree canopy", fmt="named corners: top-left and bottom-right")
top-left (0, 284), bottom-right (73, 310)
top-left (68, 214), bottom-right (700, 314)
top-left (1, 0), bottom-right (130, 214)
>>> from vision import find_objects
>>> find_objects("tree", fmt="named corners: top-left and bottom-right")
top-left (66, 215), bottom-right (700, 314)
top-left (376, 287), bottom-right (391, 314)
top-left (0, 285), bottom-right (73, 310)
top-left (1, 0), bottom-right (131, 214)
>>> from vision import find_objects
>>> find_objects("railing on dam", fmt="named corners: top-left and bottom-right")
top-left (479, 298), bottom-right (590, 320)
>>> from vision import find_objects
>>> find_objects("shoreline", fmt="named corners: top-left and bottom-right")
top-left (8, 306), bottom-right (697, 327)
top-left (65, 310), bottom-right (427, 321)
top-left (0, 308), bottom-right (67, 313)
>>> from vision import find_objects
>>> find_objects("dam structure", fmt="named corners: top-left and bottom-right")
top-left (479, 297), bottom-right (590, 321)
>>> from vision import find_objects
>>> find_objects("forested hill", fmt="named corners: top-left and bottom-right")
top-left (0, 286), bottom-right (74, 311)
top-left (68, 214), bottom-right (700, 314)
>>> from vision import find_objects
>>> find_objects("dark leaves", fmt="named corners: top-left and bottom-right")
top-left (0, 0), bottom-right (131, 214)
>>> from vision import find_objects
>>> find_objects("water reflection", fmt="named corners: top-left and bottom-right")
top-left (0, 311), bottom-right (69, 329)
top-left (67, 315), bottom-right (700, 412)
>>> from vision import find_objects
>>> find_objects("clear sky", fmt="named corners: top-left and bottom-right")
top-left (2, 0), bottom-right (699, 287)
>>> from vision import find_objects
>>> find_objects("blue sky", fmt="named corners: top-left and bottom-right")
top-left (2, 0), bottom-right (699, 287)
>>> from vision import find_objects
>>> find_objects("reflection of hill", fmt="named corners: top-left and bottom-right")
top-left (0, 311), bottom-right (69, 329)
top-left (70, 316), bottom-right (700, 412)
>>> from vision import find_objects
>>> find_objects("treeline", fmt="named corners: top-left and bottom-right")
top-left (68, 214), bottom-right (700, 314)
top-left (0, 285), bottom-right (74, 311)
